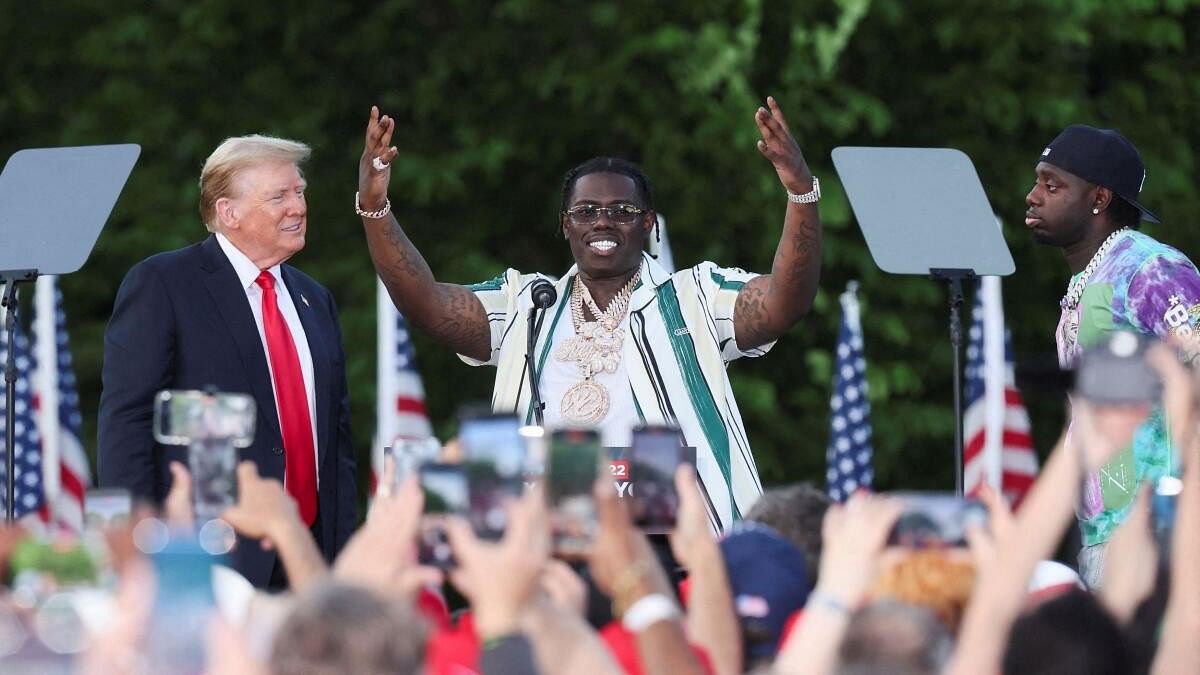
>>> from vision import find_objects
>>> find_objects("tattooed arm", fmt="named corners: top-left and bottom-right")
top-left (733, 96), bottom-right (822, 350)
top-left (358, 106), bottom-right (491, 362)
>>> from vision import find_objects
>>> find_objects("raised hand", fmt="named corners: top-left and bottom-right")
top-left (754, 96), bottom-right (814, 195)
top-left (358, 105), bottom-right (399, 213)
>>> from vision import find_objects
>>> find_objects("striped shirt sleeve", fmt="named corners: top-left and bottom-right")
top-left (458, 268), bottom-right (523, 367)
top-left (696, 261), bottom-right (777, 361)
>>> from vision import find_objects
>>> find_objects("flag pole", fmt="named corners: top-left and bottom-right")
top-left (34, 276), bottom-right (60, 503)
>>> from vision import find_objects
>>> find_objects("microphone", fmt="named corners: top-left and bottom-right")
top-left (531, 279), bottom-right (557, 309)
top-left (526, 279), bottom-right (556, 427)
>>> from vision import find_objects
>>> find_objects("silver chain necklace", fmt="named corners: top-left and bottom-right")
top-left (1060, 228), bottom-right (1129, 311)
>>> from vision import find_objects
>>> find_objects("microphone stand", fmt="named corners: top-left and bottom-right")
top-left (526, 305), bottom-right (549, 426)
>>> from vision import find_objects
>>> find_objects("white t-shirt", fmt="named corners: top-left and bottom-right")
top-left (540, 310), bottom-right (638, 447)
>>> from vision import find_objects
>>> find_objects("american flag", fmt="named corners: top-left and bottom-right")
top-left (32, 276), bottom-right (91, 531)
top-left (826, 281), bottom-right (874, 502)
top-left (0, 306), bottom-right (44, 521)
top-left (373, 278), bottom-right (433, 493)
top-left (963, 276), bottom-right (1039, 505)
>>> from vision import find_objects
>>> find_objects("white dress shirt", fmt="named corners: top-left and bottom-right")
top-left (215, 232), bottom-right (320, 486)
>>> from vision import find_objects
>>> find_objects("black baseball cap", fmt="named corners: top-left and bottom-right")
top-left (1038, 124), bottom-right (1160, 224)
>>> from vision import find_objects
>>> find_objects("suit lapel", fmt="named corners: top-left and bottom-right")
top-left (198, 236), bottom-right (281, 440)
top-left (281, 266), bottom-right (330, 468)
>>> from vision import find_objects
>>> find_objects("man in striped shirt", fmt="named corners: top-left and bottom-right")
top-left (356, 99), bottom-right (822, 528)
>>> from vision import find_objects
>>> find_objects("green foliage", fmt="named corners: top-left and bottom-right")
top-left (3, 0), bottom-right (1199, 508)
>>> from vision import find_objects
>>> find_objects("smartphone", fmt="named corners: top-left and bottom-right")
top-left (418, 463), bottom-right (468, 568)
top-left (145, 535), bottom-right (219, 672)
top-left (625, 426), bottom-right (696, 534)
top-left (387, 436), bottom-right (441, 485)
top-left (1152, 476), bottom-right (1183, 553)
top-left (547, 428), bottom-right (601, 555)
top-left (153, 389), bottom-right (252, 521)
top-left (460, 414), bottom-right (526, 540)
top-left (1075, 331), bottom-right (1161, 405)
top-left (886, 492), bottom-right (988, 547)
top-left (84, 488), bottom-right (132, 530)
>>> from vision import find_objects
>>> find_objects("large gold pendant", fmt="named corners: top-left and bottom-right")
top-left (560, 378), bottom-right (610, 426)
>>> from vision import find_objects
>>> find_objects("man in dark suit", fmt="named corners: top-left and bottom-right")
top-left (98, 135), bottom-right (356, 588)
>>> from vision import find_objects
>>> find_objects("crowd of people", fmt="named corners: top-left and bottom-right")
top-left (2, 337), bottom-right (1198, 674)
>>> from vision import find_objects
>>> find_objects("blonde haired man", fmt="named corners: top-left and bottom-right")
top-left (99, 135), bottom-right (356, 589)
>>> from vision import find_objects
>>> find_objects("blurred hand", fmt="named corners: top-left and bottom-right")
top-left (964, 484), bottom-right (1016, 578)
top-left (446, 487), bottom-right (550, 639)
top-left (1073, 399), bottom-right (1149, 472)
top-left (814, 492), bottom-right (902, 603)
top-left (1101, 487), bottom-right (1158, 624)
top-left (358, 105), bottom-right (398, 212)
top-left (754, 96), bottom-right (814, 195)
top-left (539, 559), bottom-right (588, 619)
top-left (668, 465), bottom-right (718, 570)
top-left (589, 478), bottom-right (672, 611)
top-left (221, 462), bottom-right (299, 544)
top-left (163, 461), bottom-right (194, 529)
top-left (334, 475), bottom-right (441, 599)
top-left (1146, 341), bottom-right (1198, 454)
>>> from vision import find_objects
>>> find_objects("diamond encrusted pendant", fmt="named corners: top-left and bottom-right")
top-left (560, 378), bottom-right (610, 425)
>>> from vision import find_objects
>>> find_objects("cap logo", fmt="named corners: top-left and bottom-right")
top-left (736, 594), bottom-right (771, 618)
top-left (1042, 147), bottom-right (1051, 157)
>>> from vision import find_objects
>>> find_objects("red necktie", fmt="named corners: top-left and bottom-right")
top-left (255, 271), bottom-right (317, 525)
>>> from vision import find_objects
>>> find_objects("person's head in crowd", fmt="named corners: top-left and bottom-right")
top-left (200, 134), bottom-right (312, 269)
top-left (744, 482), bottom-right (830, 590)
top-left (268, 581), bottom-right (428, 675)
top-left (1025, 124), bottom-right (1158, 248)
top-left (869, 549), bottom-right (975, 632)
top-left (1002, 589), bottom-right (1132, 675)
top-left (719, 522), bottom-right (810, 668)
top-left (836, 600), bottom-right (953, 675)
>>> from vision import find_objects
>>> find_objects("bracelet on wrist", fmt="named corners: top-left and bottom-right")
top-left (808, 589), bottom-right (851, 615)
top-left (786, 176), bottom-right (820, 204)
top-left (355, 191), bottom-right (392, 219)
top-left (621, 593), bottom-right (681, 632)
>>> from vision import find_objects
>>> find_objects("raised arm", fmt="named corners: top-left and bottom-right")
top-left (357, 106), bottom-right (491, 362)
top-left (733, 96), bottom-right (823, 350)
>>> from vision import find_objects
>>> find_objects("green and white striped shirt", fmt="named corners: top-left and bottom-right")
top-left (459, 253), bottom-right (772, 530)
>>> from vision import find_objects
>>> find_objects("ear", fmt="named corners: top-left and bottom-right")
top-left (216, 196), bottom-right (243, 231)
top-left (1092, 186), bottom-right (1114, 215)
top-left (642, 210), bottom-right (657, 234)
top-left (561, 213), bottom-right (570, 240)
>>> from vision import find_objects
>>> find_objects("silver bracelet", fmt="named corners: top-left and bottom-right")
top-left (355, 191), bottom-right (392, 219)
top-left (786, 176), bottom-right (821, 204)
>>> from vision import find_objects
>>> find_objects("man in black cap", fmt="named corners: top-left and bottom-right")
top-left (1025, 124), bottom-right (1200, 586)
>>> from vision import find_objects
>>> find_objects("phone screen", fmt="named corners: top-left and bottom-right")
top-left (460, 415), bottom-right (526, 539)
top-left (547, 428), bottom-right (601, 555)
top-left (418, 463), bottom-right (468, 567)
top-left (886, 492), bottom-right (988, 547)
top-left (628, 426), bottom-right (695, 534)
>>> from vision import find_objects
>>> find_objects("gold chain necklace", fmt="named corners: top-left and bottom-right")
top-left (553, 270), bottom-right (641, 425)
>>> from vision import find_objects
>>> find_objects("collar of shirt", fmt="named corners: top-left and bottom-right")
top-left (215, 231), bottom-right (283, 290)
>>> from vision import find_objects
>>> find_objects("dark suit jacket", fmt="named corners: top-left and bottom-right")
top-left (97, 234), bottom-right (356, 587)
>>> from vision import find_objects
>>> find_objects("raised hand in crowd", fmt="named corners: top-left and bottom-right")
top-left (332, 472), bottom-right (440, 600)
top-left (223, 461), bottom-right (327, 592)
top-left (538, 558), bottom-right (589, 620)
top-left (774, 491), bottom-right (902, 675)
top-left (1099, 487), bottom-right (1158, 625)
top-left (669, 465), bottom-right (742, 675)
top-left (589, 476), bottom-right (706, 675)
top-left (445, 485), bottom-right (549, 641)
top-left (162, 461), bottom-right (194, 529)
